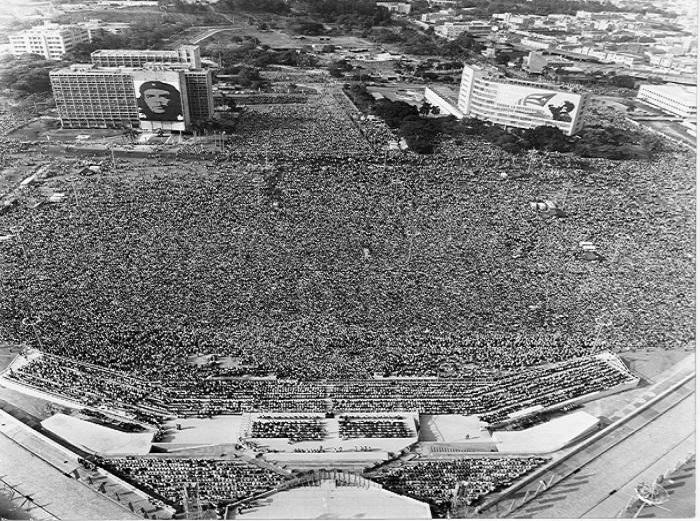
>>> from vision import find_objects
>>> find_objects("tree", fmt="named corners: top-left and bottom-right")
top-left (495, 53), bottom-right (512, 65)
top-left (522, 125), bottom-right (572, 152)
top-left (328, 65), bottom-right (343, 78)
top-left (611, 75), bottom-right (636, 89)
top-left (419, 101), bottom-right (432, 116)
top-left (237, 67), bottom-right (263, 88)
top-left (399, 116), bottom-right (440, 154)
top-left (373, 99), bottom-right (419, 128)
top-left (222, 96), bottom-right (237, 112)
top-left (328, 59), bottom-right (350, 78)
top-left (290, 20), bottom-right (325, 36)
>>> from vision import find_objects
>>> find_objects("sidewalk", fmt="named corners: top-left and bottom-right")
top-left (0, 410), bottom-right (172, 519)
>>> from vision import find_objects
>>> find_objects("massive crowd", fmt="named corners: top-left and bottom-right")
top-left (370, 457), bottom-right (547, 516)
top-left (6, 351), bottom-right (634, 422)
top-left (0, 87), bottom-right (694, 422)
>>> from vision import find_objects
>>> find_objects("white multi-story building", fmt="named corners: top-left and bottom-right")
top-left (377, 1), bottom-right (411, 14)
top-left (457, 63), bottom-right (589, 135)
top-left (435, 21), bottom-right (493, 39)
top-left (9, 22), bottom-right (90, 60)
top-left (520, 36), bottom-right (556, 50)
top-left (612, 53), bottom-right (646, 67)
top-left (637, 84), bottom-right (697, 119)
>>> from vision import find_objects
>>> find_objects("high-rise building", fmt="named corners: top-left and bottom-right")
top-left (9, 22), bottom-right (90, 60)
top-left (457, 64), bottom-right (589, 135)
top-left (50, 65), bottom-right (143, 129)
top-left (50, 63), bottom-right (213, 131)
top-left (183, 70), bottom-right (214, 122)
top-left (51, 44), bottom-right (213, 131)
top-left (90, 45), bottom-right (201, 69)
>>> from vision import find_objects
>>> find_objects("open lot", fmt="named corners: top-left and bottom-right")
top-left (199, 27), bottom-right (378, 50)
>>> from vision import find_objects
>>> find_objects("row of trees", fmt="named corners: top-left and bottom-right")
top-left (367, 27), bottom-right (484, 57)
top-left (344, 84), bottom-right (443, 154)
top-left (345, 83), bottom-right (664, 159)
top-left (300, 0), bottom-right (392, 28)
top-left (454, 118), bottom-right (664, 159)
top-left (217, 0), bottom-right (392, 29)
top-left (0, 57), bottom-right (56, 97)
top-left (61, 18), bottom-right (196, 63)
top-left (218, 0), bottom-right (291, 14)
top-left (204, 39), bottom-right (320, 70)
top-left (454, 0), bottom-right (674, 16)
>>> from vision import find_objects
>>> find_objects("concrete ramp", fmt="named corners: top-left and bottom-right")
top-left (493, 411), bottom-right (600, 453)
top-left (41, 414), bottom-right (153, 455)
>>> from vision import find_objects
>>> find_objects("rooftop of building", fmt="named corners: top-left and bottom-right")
top-left (465, 62), bottom-right (583, 93)
top-left (91, 45), bottom-right (198, 56)
top-left (14, 21), bottom-right (85, 34)
top-left (639, 83), bottom-right (697, 104)
top-left (51, 63), bottom-right (208, 74)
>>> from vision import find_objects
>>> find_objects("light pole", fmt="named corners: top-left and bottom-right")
top-left (593, 314), bottom-right (613, 349)
top-left (406, 226), bottom-right (421, 265)
top-left (9, 225), bottom-right (27, 261)
top-left (65, 176), bottom-right (80, 207)
top-left (22, 316), bottom-right (44, 351)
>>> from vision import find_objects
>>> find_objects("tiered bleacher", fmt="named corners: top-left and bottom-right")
top-left (97, 457), bottom-right (289, 508)
top-left (371, 457), bottom-right (547, 516)
top-left (6, 353), bottom-right (635, 422)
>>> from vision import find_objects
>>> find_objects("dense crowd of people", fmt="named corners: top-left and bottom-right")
top-left (251, 418), bottom-right (326, 441)
top-left (371, 457), bottom-right (547, 516)
top-left (0, 85), bottom-right (693, 423)
top-left (231, 94), bottom-right (309, 105)
top-left (6, 351), bottom-right (635, 423)
top-left (97, 457), bottom-right (289, 509)
top-left (339, 416), bottom-right (413, 438)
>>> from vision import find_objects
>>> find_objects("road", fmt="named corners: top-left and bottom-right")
top-left (191, 27), bottom-right (231, 45)
top-left (482, 377), bottom-right (695, 518)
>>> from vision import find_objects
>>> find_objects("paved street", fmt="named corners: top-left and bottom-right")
top-left (486, 378), bottom-right (695, 519)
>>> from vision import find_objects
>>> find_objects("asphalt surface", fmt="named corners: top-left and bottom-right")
top-left (483, 377), bottom-right (695, 519)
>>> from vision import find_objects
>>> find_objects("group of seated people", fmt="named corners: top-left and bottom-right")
top-left (6, 351), bottom-right (634, 425)
top-left (339, 416), bottom-right (413, 439)
top-left (96, 457), bottom-right (289, 510)
top-left (371, 457), bottom-right (547, 516)
top-left (250, 417), bottom-right (326, 441)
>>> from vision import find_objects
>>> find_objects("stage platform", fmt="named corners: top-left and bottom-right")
top-left (235, 479), bottom-right (431, 519)
top-left (243, 412), bottom-right (418, 455)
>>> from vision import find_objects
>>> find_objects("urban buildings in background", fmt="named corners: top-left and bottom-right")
top-left (416, 5), bottom-right (697, 78)
top-left (376, 2), bottom-right (411, 15)
top-left (50, 46), bottom-right (214, 132)
top-left (424, 64), bottom-right (589, 136)
top-left (9, 21), bottom-right (91, 60)
top-left (6, 19), bottom-right (137, 60)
